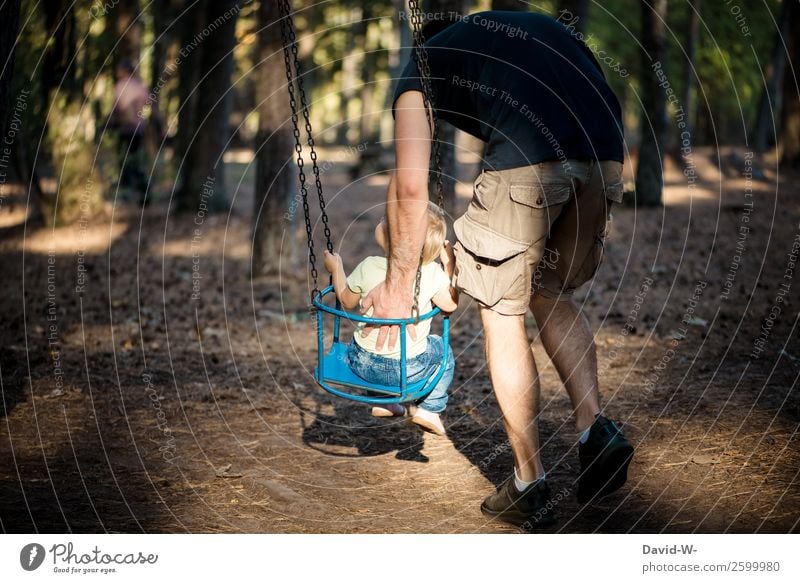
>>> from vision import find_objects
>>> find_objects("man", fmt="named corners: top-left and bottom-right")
top-left (364, 10), bottom-right (634, 528)
top-left (111, 60), bottom-right (149, 203)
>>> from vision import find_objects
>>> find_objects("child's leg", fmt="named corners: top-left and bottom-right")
top-left (416, 335), bottom-right (455, 413)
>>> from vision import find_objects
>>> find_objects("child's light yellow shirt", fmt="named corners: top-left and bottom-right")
top-left (346, 256), bottom-right (451, 359)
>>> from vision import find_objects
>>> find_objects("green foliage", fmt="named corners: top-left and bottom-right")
top-left (298, 0), bottom-right (783, 147)
top-left (11, 0), bottom-right (47, 164)
top-left (43, 93), bottom-right (106, 226)
top-left (571, 1), bottom-right (639, 100)
top-left (563, 0), bottom-right (781, 144)
top-left (692, 1), bottom-right (781, 142)
top-left (14, 0), bottom-right (114, 224)
top-left (7, 0), bottom-right (788, 222)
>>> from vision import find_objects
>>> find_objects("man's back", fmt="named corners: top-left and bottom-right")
top-left (394, 11), bottom-right (624, 170)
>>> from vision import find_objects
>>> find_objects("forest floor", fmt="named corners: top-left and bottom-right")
top-left (0, 145), bottom-right (798, 533)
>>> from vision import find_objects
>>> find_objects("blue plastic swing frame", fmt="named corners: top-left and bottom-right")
top-left (312, 285), bottom-right (451, 405)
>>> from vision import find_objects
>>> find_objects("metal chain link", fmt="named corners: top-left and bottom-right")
top-left (279, 0), bottom-right (442, 318)
top-left (284, 8), bottom-right (332, 255)
top-left (278, 0), bottom-right (332, 300)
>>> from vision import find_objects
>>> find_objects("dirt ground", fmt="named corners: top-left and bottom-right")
top-left (0, 145), bottom-right (798, 533)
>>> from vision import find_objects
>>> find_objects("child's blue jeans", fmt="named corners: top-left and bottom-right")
top-left (346, 335), bottom-right (454, 413)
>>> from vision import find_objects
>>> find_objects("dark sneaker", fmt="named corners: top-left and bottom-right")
top-left (577, 415), bottom-right (634, 503)
top-left (480, 478), bottom-right (557, 529)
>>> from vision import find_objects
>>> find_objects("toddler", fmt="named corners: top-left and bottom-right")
top-left (323, 203), bottom-right (458, 435)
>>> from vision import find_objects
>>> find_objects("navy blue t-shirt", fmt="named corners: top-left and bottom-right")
top-left (393, 11), bottom-right (624, 170)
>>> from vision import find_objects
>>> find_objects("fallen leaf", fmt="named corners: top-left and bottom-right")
top-left (215, 463), bottom-right (243, 478)
top-left (690, 454), bottom-right (719, 465)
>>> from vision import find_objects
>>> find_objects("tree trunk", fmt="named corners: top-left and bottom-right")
top-left (146, 0), bottom-right (170, 160)
top-left (5, 0), bottom-right (45, 225)
top-left (780, 0), bottom-right (800, 168)
top-left (359, 4), bottom-right (377, 144)
top-left (381, 0), bottom-right (410, 143)
top-left (175, 0), bottom-right (207, 187)
top-left (677, 0), bottom-right (699, 156)
top-left (176, 0), bottom-right (239, 213)
top-left (635, 0), bottom-right (668, 207)
top-left (42, 0), bottom-right (79, 105)
top-left (338, 6), bottom-right (361, 143)
top-left (0, 0), bottom-right (32, 222)
top-left (752, 1), bottom-right (790, 152)
top-left (0, 0), bottom-right (21, 132)
top-left (116, 0), bottom-right (143, 68)
top-left (251, 0), bottom-right (294, 276)
top-left (557, 0), bottom-right (589, 32)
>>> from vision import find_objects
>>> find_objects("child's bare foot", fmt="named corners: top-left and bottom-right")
top-left (371, 404), bottom-right (407, 417)
top-left (411, 408), bottom-right (446, 436)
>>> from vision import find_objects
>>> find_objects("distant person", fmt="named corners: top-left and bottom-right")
top-left (112, 60), bottom-right (149, 203)
top-left (323, 203), bottom-right (458, 436)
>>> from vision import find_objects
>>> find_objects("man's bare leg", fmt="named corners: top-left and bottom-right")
top-left (479, 306), bottom-right (545, 482)
top-left (530, 293), bottom-right (601, 433)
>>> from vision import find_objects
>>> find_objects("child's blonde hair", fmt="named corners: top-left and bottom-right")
top-left (380, 202), bottom-right (447, 265)
top-left (420, 202), bottom-right (447, 264)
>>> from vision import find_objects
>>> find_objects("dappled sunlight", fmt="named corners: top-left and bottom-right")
top-left (664, 178), bottom-right (777, 208)
top-left (0, 183), bottom-right (29, 228)
top-left (222, 148), bottom-right (255, 164)
top-left (663, 184), bottom-right (721, 206)
top-left (21, 215), bottom-right (127, 256)
top-left (151, 218), bottom-right (252, 259)
top-left (0, 202), bottom-right (29, 229)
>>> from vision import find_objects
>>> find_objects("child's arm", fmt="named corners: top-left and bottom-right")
top-left (323, 251), bottom-right (362, 310)
top-left (431, 240), bottom-right (459, 313)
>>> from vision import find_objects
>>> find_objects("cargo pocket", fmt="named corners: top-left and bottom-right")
top-left (453, 217), bottom-right (531, 307)
top-left (471, 170), bottom-right (501, 212)
top-left (502, 182), bottom-right (573, 245)
top-left (509, 182), bottom-right (573, 209)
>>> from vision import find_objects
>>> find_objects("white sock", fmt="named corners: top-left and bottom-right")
top-left (514, 467), bottom-right (545, 492)
top-left (579, 426), bottom-right (591, 444)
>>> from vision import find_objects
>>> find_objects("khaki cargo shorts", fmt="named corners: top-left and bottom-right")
top-left (453, 159), bottom-right (624, 315)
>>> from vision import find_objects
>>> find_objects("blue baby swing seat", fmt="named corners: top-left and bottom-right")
top-left (313, 286), bottom-right (451, 405)
top-left (278, 0), bottom-right (449, 405)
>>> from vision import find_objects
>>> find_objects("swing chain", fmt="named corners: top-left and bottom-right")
top-left (288, 12), bottom-right (332, 255)
top-left (279, 0), bottom-right (442, 318)
top-left (278, 0), bottom-right (333, 301)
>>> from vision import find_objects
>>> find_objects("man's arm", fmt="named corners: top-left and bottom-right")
top-left (386, 90), bottom-right (432, 288)
top-left (362, 90), bottom-right (433, 350)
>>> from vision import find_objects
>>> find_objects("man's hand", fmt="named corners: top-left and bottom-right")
top-left (361, 280), bottom-right (417, 351)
